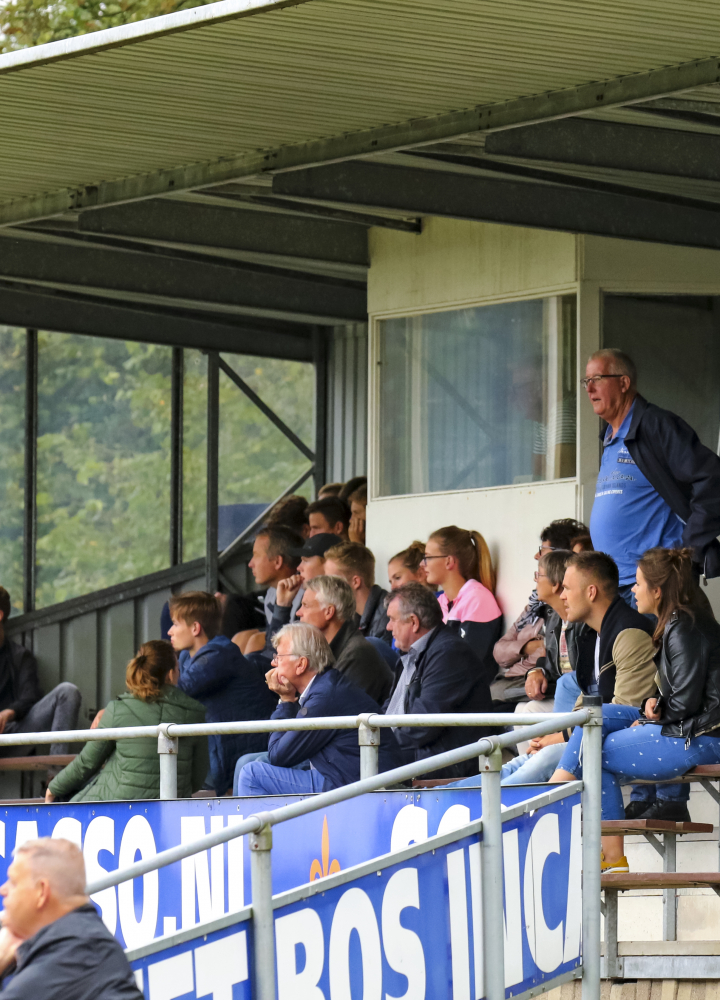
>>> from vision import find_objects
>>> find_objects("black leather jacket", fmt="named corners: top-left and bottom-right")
top-left (654, 608), bottom-right (720, 741)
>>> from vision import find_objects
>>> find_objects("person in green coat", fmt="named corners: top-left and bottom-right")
top-left (45, 641), bottom-right (208, 802)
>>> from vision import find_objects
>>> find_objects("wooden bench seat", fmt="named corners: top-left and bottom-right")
top-left (602, 872), bottom-right (720, 890)
top-left (602, 819), bottom-right (713, 836)
top-left (0, 755), bottom-right (75, 771)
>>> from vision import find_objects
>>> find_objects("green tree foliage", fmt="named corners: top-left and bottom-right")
top-left (0, 0), bottom-right (213, 53)
top-left (0, 328), bottom-right (26, 615)
top-left (0, 328), bottom-right (314, 612)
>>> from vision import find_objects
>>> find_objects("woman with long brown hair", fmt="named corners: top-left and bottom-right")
top-left (46, 640), bottom-right (208, 802)
top-left (552, 547), bottom-right (720, 872)
top-left (422, 525), bottom-right (502, 680)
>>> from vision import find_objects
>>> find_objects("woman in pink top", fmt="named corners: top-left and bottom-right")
top-left (423, 525), bottom-right (503, 682)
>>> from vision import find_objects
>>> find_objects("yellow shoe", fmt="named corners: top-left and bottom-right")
top-left (601, 852), bottom-right (629, 874)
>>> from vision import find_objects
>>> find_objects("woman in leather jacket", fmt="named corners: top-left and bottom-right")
top-left (572, 547), bottom-right (720, 872)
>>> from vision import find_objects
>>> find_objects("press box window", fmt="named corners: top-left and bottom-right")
top-left (376, 295), bottom-right (577, 497)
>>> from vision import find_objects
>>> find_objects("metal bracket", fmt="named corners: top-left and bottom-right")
top-left (249, 822), bottom-right (273, 853)
top-left (157, 724), bottom-right (178, 755)
top-left (357, 715), bottom-right (380, 746)
top-left (642, 831), bottom-right (665, 859)
top-left (480, 745), bottom-right (503, 772)
top-left (700, 778), bottom-right (720, 805)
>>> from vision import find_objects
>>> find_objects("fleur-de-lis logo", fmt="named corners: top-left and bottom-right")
top-left (309, 815), bottom-right (341, 881)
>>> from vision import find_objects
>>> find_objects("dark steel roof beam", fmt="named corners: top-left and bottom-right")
top-left (0, 280), bottom-right (314, 360)
top-left (273, 159), bottom-right (720, 252)
top-left (0, 233), bottom-right (367, 324)
top-left (483, 117), bottom-right (720, 182)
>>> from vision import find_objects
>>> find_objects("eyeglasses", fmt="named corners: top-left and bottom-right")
top-left (533, 571), bottom-right (548, 581)
top-left (420, 555), bottom-right (446, 564)
top-left (580, 374), bottom-right (624, 390)
top-left (537, 544), bottom-right (557, 556)
top-left (271, 652), bottom-right (298, 661)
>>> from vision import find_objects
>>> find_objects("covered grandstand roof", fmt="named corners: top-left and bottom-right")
top-left (3, 0), bottom-right (720, 350)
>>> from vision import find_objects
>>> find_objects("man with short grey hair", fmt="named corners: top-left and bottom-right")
top-left (585, 347), bottom-right (720, 589)
top-left (0, 838), bottom-right (142, 999)
top-left (383, 583), bottom-right (494, 779)
top-left (235, 623), bottom-right (403, 795)
top-left (584, 346), bottom-right (720, 821)
top-left (297, 576), bottom-right (393, 704)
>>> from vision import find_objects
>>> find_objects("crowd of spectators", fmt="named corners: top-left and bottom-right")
top-left (5, 349), bottom-right (720, 881)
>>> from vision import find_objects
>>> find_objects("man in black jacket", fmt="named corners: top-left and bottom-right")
top-left (384, 583), bottom-right (493, 779)
top-left (584, 348), bottom-right (720, 584)
top-left (0, 838), bottom-right (141, 999)
top-left (0, 588), bottom-right (81, 755)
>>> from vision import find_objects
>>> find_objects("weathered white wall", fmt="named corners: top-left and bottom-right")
top-left (367, 480), bottom-right (577, 622)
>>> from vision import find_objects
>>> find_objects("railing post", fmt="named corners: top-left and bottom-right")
top-left (582, 696), bottom-right (603, 1000)
top-left (157, 725), bottom-right (178, 800)
top-left (358, 714), bottom-right (380, 779)
top-left (481, 744), bottom-right (505, 1000)
top-left (250, 822), bottom-right (276, 1000)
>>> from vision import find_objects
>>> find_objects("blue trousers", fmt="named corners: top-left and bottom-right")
top-left (553, 672), bottom-right (581, 714)
top-left (601, 726), bottom-right (720, 819)
top-left (557, 706), bottom-right (703, 818)
top-left (233, 751), bottom-right (310, 796)
top-left (235, 760), bottom-right (328, 796)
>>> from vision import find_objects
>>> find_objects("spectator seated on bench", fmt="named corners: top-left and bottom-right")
top-left (46, 642), bottom-right (208, 803)
top-left (324, 541), bottom-right (391, 644)
top-left (423, 525), bottom-right (503, 685)
top-left (0, 587), bottom-right (81, 758)
top-left (235, 624), bottom-right (404, 796)
top-left (170, 591), bottom-right (277, 796)
top-left (491, 518), bottom-right (587, 709)
top-left (384, 583), bottom-right (494, 781)
top-left (551, 547), bottom-right (720, 873)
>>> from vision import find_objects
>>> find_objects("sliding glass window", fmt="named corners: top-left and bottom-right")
top-left (376, 295), bottom-right (577, 497)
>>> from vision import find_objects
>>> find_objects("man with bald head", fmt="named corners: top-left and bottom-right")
top-left (0, 838), bottom-right (141, 999)
top-left (585, 347), bottom-right (720, 592)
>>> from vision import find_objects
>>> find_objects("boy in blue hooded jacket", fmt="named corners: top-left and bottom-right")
top-left (169, 591), bottom-right (277, 794)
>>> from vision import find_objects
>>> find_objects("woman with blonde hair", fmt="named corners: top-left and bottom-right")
top-left (46, 640), bottom-right (208, 802)
top-left (423, 525), bottom-right (503, 680)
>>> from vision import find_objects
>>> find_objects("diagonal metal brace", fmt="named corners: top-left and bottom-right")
top-left (700, 778), bottom-right (720, 805)
top-left (218, 356), bottom-right (315, 461)
top-left (642, 831), bottom-right (666, 859)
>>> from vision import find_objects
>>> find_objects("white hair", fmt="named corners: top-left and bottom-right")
top-left (306, 575), bottom-right (356, 623)
top-left (272, 622), bottom-right (335, 674)
top-left (15, 838), bottom-right (87, 899)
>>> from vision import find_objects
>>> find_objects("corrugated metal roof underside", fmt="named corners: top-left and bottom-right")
top-left (3, 0), bottom-right (720, 209)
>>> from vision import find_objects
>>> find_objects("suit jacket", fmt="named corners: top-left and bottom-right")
top-left (268, 668), bottom-right (404, 789)
top-left (383, 624), bottom-right (495, 778)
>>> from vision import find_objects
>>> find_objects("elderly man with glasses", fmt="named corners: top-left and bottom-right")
top-left (234, 623), bottom-right (403, 796)
top-left (583, 348), bottom-right (720, 822)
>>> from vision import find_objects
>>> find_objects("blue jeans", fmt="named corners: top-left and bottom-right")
top-left (553, 672), bottom-right (581, 714)
top-left (618, 583), bottom-right (637, 610)
top-left (236, 760), bottom-right (328, 796)
top-left (233, 751), bottom-right (310, 796)
top-left (601, 726), bottom-right (720, 819)
top-left (446, 742), bottom-right (566, 788)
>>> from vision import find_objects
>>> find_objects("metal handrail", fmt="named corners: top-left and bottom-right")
top-left (0, 711), bottom-right (579, 747)
top-left (79, 702), bottom-right (603, 1000)
top-left (85, 709), bottom-right (590, 895)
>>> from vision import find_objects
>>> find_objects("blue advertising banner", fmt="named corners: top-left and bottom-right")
top-left (0, 785), bottom-right (542, 950)
top-left (126, 788), bottom-right (582, 999)
top-left (273, 791), bottom-right (581, 1000)
top-left (130, 914), bottom-right (253, 1000)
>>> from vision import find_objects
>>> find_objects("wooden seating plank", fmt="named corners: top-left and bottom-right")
top-left (602, 819), bottom-right (714, 835)
top-left (0, 755), bottom-right (75, 771)
top-left (602, 872), bottom-right (720, 890)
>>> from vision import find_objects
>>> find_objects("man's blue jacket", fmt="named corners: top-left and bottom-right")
top-left (268, 668), bottom-right (404, 789)
top-left (179, 635), bottom-right (277, 794)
